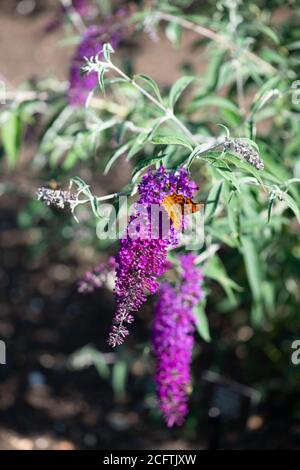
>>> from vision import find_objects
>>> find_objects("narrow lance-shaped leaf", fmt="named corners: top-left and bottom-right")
top-left (112, 361), bottom-right (128, 402)
top-left (126, 117), bottom-right (167, 162)
top-left (195, 49), bottom-right (226, 100)
top-left (132, 154), bottom-right (165, 182)
top-left (1, 110), bottom-right (22, 169)
top-left (168, 76), bottom-right (195, 109)
top-left (285, 193), bottom-right (300, 225)
top-left (71, 176), bottom-right (92, 198)
top-left (205, 180), bottom-right (223, 221)
top-left (133, 74), bottom-right (163, 104)
top-left (69, 346), bottom-right (110, 380)
top-left (151, 134), bottom-right (194, 151)
top-left (98, 67), bottom-right (106, 94)
top-left (194, 301), bottom-right (211, 343)
top-left (165, 22), bottom-right (182, 46)
top-left (240, 236), bottom-right (262, 303)
top-left (186, 141), bottom-right (222, 168)
top-left (205, 255), bottom-right (241, 303)
top-left (189, 96), bottom-right (240, 114)
top-left (104, 142), bottom-right (131, 175)
top-left (102, 42), bottom-right (114, 61)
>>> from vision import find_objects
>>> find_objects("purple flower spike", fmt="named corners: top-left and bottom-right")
top-left (78, 256), bottom-right (116, 294)
top-left (108, 167), bottom-right (198, 348)
top-left (68, 25), bottom-right (121, 106)
top-left (152, 254), bottom-right (204, 427)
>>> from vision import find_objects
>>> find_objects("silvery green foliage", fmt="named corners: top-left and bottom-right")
top-left (1, 0), bottom-right (300, 330)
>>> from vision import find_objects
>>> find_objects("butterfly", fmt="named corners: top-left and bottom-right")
top-left (162, 193), bottom-right (203, 231)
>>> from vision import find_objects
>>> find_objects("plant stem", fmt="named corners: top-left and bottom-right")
top-left (108, 63), bottom-right (198, 145)
top-left (76, 192), bottom-right (119, 205)
top-left (227, 2), bottom-right (246, 114)
top-left (234, 60), bottom-right (246, 114)
top-left (155, 11), bottom-right (276, 75)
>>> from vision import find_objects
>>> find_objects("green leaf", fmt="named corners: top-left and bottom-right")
top-left (240, 236), bottom-right (262, 303)
top-left (261, 281), bottom-right (276, 316)
top-left (165, 22), bottom-right (182, 46)
top-left (249, 76), bottom-right (281, 119)
top-left (69, 345), bottom-right (110, 380)
top-left (132, 155), bottom-right (165, 182)
top-left (126, 136), bottom-right (145, 161)
top-left (98, 67), bottom-right (106, 94)
top-left (126, 118), bottom-right (167, 162)
top-left (287, 40), bottom-right (300, 51)
top-left (186, 141), bottom-right (222, 168)
top-left (189, 96), bottom-right (240, 114)
top-left (285, 193), bottom-right (300, 225)
top-left (205, 255), bottom-right (241, 303)
top-left (194, 301), bottom-right (211, 342)
top-left (203, 49), bottom-right (227, 95)
top-left (133, 74), bottom-right (163, 103)
top-left (104, 142), bottom-right (131, 175)
top-left (151, 135), bottom-right (193, 150)
top-left (168, 76), bottom-right (195, 109)
top-left (205, 180), bottom-right (223, 221)
top-left (70, 176), bottom-right (92, 198)
top-left (1, 110), bottom-right (22, 169)
top-left (63, 150), bottom-right (79, 171)
top-left (267, 191), bottom-right (276, 223)
top-left (90, 196), bottom-right (102, 219)
top-left (245, 23), bottom-right (280, 45)
top-left (96, 0), bottom-right (112, 15)
top-left (112, 361), bottom-right (127, 402)
top-left (251, 302), bottom-right (264, 326)
top-left (258, 25), bottom-right (280, 45)
top-left (102, 42), bottom-right (114, 61)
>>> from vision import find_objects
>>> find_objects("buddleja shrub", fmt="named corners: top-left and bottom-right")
top-left (1, 0), bottom-right (300, 428)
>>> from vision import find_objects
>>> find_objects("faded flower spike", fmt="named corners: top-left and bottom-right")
top-left (36, 187), bottom-right (77, 210)
top-left (224, 139), bottom-right (264, 170)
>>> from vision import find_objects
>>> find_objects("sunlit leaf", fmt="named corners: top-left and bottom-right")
top-left (151, 134), bottom-right (193, 150)
top-left (1, 110), bottom-right (22, 169)
top-left (168, 76), bottom-right (195, 109)
top-left (133, 74), bottom-right (163, 104)
top-left (194, 301), bottom-right (211, 343)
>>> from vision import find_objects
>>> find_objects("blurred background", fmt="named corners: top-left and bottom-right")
top-left (1, 0), bottom-right (300, 450)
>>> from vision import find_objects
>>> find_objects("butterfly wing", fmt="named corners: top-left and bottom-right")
top-left (162, 194), bottom-right (183, 231)
top-left (162, 193), bottom-right (202, 231)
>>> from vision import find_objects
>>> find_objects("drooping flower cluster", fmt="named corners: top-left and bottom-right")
top-left (78, 256), bottom-right (116, 293)
top-left (152, 253), bottom-right (204, 427)
top-left (68, 25), bottom-right (121, 105)
top-left (108, 167), bottom-right (198, 347)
